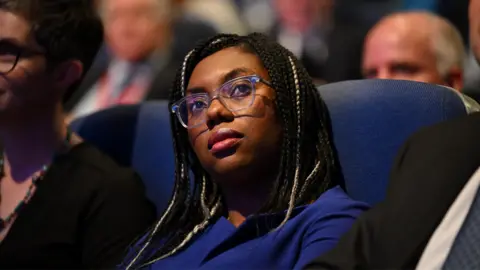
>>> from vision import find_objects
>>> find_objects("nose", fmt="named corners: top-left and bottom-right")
top-left (205, 98), bottom-right (234, 129)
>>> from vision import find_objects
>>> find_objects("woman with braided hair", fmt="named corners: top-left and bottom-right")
top-left (121, 33), bottom-right (368, 269)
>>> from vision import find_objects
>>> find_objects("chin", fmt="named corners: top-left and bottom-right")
top-left (212, 156), bottom-right (243, 174)
top-left (208, 154), bottom-right (252, 184)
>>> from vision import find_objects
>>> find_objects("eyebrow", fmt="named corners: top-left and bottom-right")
top-left (186, 67), bottom-right (253, 94)
top-left (221, 67), bottom-right (252, 84)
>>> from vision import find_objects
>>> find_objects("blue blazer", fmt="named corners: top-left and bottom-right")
top-left (135, 186), bottom-right (368, 269)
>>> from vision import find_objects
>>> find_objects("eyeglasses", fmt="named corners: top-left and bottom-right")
top-left (171, 75), bottom-right (272, 129)
top-left (0, 40), bottom-right (44, 74)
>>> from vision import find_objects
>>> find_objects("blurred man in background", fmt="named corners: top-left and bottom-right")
top-left (66, 0), bottom-right (216, 119)
top-left (271, 0), bottom-right (333, 81)
top-left (362, 11), bottom-right (465, 91)
top-left (180, 0), bottom-right (247, 34)
top-left (305, 0), bottom-right (480, 268)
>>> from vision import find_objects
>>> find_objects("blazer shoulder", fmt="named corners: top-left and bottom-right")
top-left (408, 113), bottom-right (480, 151)
top-left (391, 113), bottom-right (480, 192)
top-left (394, 113), bottom-right (480, 173)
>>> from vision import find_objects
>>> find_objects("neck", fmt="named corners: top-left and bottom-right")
top-left (0, 105), bottom-right (67, 181)
top-left (220, 172), bottom-right (276, 227)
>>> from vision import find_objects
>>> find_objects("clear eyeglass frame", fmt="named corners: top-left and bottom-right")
top-left (171, 75), bottom-right (272, 129)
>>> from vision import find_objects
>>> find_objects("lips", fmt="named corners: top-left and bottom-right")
top-left (208, 128), bottom-right (244, 154)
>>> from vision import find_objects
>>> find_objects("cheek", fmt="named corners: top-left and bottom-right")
top-left (245, 114), bottom-right (283, 170)
top-left (0, 68), bottom-right (30, 93)
top-left (243, 99), bottom-right (282, 145)
top-left (188, 125), bottom-right (206, 146)
top-left (244, 95), bottom-right (270, 118)
top-left (188, 127), bottom-right (209, 160)
top-left (3, 67), bottom-right (51, 100)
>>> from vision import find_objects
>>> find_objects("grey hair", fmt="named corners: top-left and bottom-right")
top-left (97, 0), bottom-right (172, 21)
top-left (389, 11), bottom-right (465, 76)
top-left (369, 11), bottom-right (466, 78)
top-left (429, 15), bottom-right (466, 76)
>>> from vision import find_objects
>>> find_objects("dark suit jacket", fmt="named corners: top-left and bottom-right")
top-left (305, 112), bottom-right (480, 269)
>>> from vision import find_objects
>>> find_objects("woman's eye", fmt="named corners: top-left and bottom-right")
top-left (230, 83), bottom-right (253, 97)
top-left (188, 100), bottom-right (207, 113)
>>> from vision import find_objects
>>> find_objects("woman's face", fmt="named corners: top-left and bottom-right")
top-left (185, 47), bottom-right (283, 185)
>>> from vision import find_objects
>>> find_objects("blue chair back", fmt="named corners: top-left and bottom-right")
top-left (70, 80), bottom-right (479, 210)
top-left (319, 79), bottom-right (477, 205)
top-left (70, 101), bottom-right (174, 215)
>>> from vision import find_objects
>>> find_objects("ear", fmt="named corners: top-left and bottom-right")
top-left (444, 67), bottom-right (463, 92)
top-left (52, 60), bottom-right (84, 92)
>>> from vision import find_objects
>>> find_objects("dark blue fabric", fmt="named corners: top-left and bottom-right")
top-left (142, 186), bottom-right (368, 270)
top-left (70, 79), bottom-right (469, 213)
top-left (70, 101), bottom-right (174, 215)
top-left (131, 102), bottom-right (175, 214)
top-left (319, 79), bottom-right (468, 205)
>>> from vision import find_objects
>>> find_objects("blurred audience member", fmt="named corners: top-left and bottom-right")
top-left (66, 0), bottom-right (216, 119)
top-left (0, 1), bottom-right (155, 268)
top-left (180, 0), bottom-right (247, 34)
top-left (362, 11), bottom-right (465, 91)
top-left (305, 0), bottom-right (480, 268)
top-left (238, 0), bottom-right (276, 33)
top-left (271, 0), bottom-right (334, 80)
top-left (321, 0), bottom-right (402, 83)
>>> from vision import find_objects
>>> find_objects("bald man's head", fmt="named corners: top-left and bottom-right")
top-left (362, 11), bottom-right (465, 90)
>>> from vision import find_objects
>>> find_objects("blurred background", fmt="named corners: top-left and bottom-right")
top-left (65, 0), bottom-right (477, 119)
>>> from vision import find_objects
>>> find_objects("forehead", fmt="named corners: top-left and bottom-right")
top-left (363, 27), bottom-right (436, 67)
top-left (187, 47), bottom-right (268, 89)
top-left (0, 9), bottom-right (32, 44)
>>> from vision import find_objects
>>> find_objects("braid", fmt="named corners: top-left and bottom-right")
top-left (200, 175), bottom-right (210, 218)
top-left (123, 33), bottom-right (340, 268)
top-left (141, 199), bottom-right (222, 267)
top-left (277, 56), bottom-right (302, 227)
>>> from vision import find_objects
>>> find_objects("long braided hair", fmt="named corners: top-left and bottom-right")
top-left (123, 33), bottom-right (342, 269)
